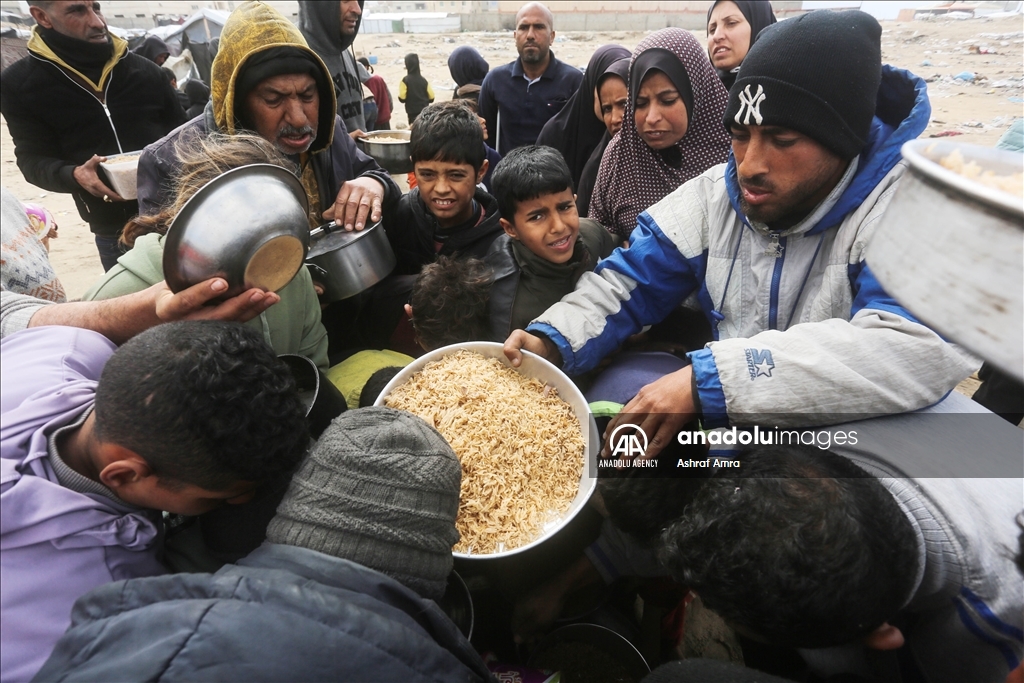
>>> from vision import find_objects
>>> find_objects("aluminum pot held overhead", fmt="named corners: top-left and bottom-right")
top-left (163, 164), bottom-right (310, 297)
top-left (306, 220), bottom-right (396, 302)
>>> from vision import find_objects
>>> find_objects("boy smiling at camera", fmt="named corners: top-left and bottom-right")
top-left (385, 100), bottom-right (504, 275)
top-left (484, 145), bottom-right (617, 339)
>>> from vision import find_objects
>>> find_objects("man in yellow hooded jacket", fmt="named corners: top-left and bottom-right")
top-left (0, 0), bottom-right (186, 271)
top-left (137, 1), bottom-right (398, 236)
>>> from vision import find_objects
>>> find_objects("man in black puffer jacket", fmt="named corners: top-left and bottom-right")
top-left (34, 409), bottom-right (493, 683)
top-left (0, 1), bottom-right (185, 271)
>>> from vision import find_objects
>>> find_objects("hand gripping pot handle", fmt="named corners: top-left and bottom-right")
top-left (305, 220), bottom-right (396, 303)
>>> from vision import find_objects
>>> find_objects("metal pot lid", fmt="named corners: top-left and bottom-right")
top-left (307, 220), bottom-right (385, 259)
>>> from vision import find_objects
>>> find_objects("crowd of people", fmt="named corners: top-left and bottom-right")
top-left (1, 1), bottom-right (1021, 682)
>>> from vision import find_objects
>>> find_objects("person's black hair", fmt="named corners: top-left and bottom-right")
top-left (357, 56), bottom-right (373, 73)
top-left (409, 100), bottom-right (485, 171)
top-left (409, 255), bottom-right (493, 351)
top-left (161, 66), bottom-right (177, 84)
top-left (359, 366), bottom-right (404, 408)
top-left (599, 476), bottom-right (708, 546)
top-left (490, 145), bottom-right (574, 223)
top-left (94, 321), bottom-right (309, 491)
top-left (660, 445), bottom-right (919, 648)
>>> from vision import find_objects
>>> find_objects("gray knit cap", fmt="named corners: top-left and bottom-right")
top-left (266, 407), bottom-right (462, 600)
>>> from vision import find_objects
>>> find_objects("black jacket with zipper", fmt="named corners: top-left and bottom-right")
top-left (385, 187), bottom-right (504, 276)
top-left (0, 32), bottom-right (185, 235)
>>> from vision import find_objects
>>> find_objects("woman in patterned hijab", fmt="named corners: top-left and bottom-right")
top-left (590, 29), bottom-right (731, 238)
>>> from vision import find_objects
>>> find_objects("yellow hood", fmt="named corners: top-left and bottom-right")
top-left (27, 27), bottom-right (128, 93)
top-left (211, 1), bottom-right (336, 151)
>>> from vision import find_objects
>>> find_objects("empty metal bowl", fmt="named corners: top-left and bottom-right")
top-left (163, 164), bottom-right (311, 297)
top-left (528, 623), bottom-right (651, 681)
top-left (356, 130), bottom-right (413, 174)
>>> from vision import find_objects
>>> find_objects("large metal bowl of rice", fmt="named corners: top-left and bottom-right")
top-left (375, 341), bottom-right (598, 561)
top-left (866, 139), bottom-right (1023, 380)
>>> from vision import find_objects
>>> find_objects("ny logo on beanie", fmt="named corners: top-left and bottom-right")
top-left (735, 84), bottom-right (766, 126)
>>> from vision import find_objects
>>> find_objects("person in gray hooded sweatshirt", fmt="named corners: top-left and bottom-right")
top-left (299, 0), bottom-right (368, 139)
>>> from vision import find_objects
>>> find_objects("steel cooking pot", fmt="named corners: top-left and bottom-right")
top-left (356, 130), bottom-right (413, 174)
top-left (305, 220), bottom-right (396, 302)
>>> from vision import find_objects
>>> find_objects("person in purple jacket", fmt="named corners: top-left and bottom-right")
top-left (0, 321), bottom-right (309, 682)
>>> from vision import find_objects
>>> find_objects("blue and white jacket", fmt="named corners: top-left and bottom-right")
top-left (528, 66), bottom-right (977, 427)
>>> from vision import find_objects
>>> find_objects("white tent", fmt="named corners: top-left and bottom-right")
top-left (157, 9), bottom-right (230, 86)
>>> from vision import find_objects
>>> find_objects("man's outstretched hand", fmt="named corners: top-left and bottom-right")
top-left (602, 365), bottom-right (697, 460)
top-left (153, 278), bottom-right (280, 323)
top-left (323, 176), bottom-right (385, 232)
top-left (73, 155), bottom-right (122, 201)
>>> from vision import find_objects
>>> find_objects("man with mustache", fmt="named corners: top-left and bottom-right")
top-left (478, 2), bottom-right (583, 155)
top-left (137, 1), bottom-right (397, 234)
top-left (505, 10), bottom-right (977, 457)
top-left (0, 0), bottom-right (186, 271)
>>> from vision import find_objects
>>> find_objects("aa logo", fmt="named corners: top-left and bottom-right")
top-left (609, 424), bottom-right (648, 458)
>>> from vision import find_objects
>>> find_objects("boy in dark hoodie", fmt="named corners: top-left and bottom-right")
top-left (386, 100), bottom-right (504, 275)
top-left (398, 53), bottom-right (434, 124)
top-left (360, 101), bottom-right (503, 352)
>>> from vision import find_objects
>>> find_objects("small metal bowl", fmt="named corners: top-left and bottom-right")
top-left (163, 164), bottom-right (311, 297)
top-left (306, 221), bottom-right (396, 302)
top-left (99, 150), bottom-right (143, 200)
top-left (357, 130), bottom-right (413, 174)
top-left (866, 140), bottom-right (1023, 379)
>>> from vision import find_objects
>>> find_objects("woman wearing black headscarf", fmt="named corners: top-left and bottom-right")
top-left (536, 44), bottom-right (630, 190)
top-left (576, 57), bottom-right (629, 217)
top-left (184, 79), bottom-right (210, 120)
top-left (706, 0), bottom-right (777, 90)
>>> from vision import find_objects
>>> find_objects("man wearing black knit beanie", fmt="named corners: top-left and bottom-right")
top-left (504, 8), bottom-right (978, 628)
top-left (507, 7), bottom-right (973, 441)
top-left (723, 9), bottom-right (883, 226)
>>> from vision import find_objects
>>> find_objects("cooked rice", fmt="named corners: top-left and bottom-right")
top-left (384, 350), bottom-right (584, 554)
top-left (938, 148), bottom-right (1023, 197)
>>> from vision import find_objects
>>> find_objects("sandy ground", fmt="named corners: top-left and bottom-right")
top-left (2, 16), bottom-right (1021, 398)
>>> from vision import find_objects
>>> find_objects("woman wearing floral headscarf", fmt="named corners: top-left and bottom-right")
top-left (590, 29), bottom-right (731, 238)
